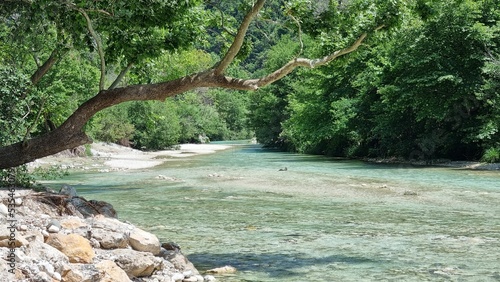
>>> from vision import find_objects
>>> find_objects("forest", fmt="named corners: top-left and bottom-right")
top-left (1, 0), bottom-right (499, 177)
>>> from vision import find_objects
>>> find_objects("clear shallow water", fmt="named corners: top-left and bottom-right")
top-left (48, 143), bottom-right (500, 281)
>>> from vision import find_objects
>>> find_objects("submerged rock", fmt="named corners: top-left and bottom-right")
top-left (206, 265), bottom-right (237, 274)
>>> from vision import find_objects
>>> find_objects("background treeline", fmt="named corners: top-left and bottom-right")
top-left (1, 0), bottom-right (499, 162)
top-left (251, 0), bottom-right (500, 162)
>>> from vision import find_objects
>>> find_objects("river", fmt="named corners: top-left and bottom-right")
top-left (52, 142), bottom-right (500, 281)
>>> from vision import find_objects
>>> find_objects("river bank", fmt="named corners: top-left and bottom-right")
top-left (0, 187), bottom-right (220, 282)
top-left (30, 142), bottom-right (233, 171)
top-left (1, 142), bottom-right (238, 281)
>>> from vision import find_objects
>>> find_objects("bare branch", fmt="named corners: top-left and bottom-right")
top-left (245, 32), bottom-right (368, 88)
top-left (77, 8), bottom-right (106, 91)
top-left (214, 0), bottom-right (266, 75)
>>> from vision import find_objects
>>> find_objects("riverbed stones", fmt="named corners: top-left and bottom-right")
top-left (0, 189), bottom-right (203, 282)
top-left (46, 233), bottom-right (95, 263)
top-left (129, 227), bottom-right (161, 255)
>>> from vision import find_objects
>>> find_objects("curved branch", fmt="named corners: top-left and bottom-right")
top-left (214, 0), bottom-right (266, 75)
top-left (247, 32), bottom-right (368, 88)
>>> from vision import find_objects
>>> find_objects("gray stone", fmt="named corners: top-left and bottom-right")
top-left (62, 263), bottom-right (102, 282)
top-left (110, 248), bottom-right (163, 278)
top-left (162, 251), bottom-right (199, 275)
top-left (91, 228), bottom-right (129, 249)
top-left (69, 197), bottom-right (117, 218)
top-left (24, 239), bottom-right (69, 273)
top-left (59, 185), bottom-right (78, 198)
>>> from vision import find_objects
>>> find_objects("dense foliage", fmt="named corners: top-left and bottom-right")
top-left (252, 0), bottom-right (500, 162)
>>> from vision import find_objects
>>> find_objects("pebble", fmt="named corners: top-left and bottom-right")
top-left (47, 225), bottom-right (60, 233)
top-left (18, 224), bottom-right (28, 231)
top-left (14, 197), bottom-right (23, 206)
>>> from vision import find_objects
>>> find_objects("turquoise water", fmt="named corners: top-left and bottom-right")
top-left (50, 143), bottom-right (500, 281)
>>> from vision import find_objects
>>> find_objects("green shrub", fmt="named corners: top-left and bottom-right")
top-left (481, 148), bottom-right (500, 163)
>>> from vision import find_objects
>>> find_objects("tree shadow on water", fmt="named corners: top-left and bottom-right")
top-left (188, 251), bottom-right (377, 278)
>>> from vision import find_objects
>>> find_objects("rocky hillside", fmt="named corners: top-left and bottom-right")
top-left (0, 188), bottom-right (217, 282)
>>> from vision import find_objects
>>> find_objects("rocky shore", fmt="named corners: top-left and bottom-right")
top-left (0, 187), bottom-right (218, 282)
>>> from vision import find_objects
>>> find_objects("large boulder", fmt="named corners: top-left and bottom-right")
top-left (159, 249), bottom-right (199, 275)
top-left (46, 233), bottom-right (95, 263)
top-left (91, 228), bottom-right (129, 249)
top-left (68, 197), bottom-right (117, 218)
top-left (88, 216), bottom-right (134, 233)
top-left (95, 260), bottom-right (132, 282)
top-left (24, 239), bottom-right (69, 274)
top-left (129, 227), bottom-right (161, 255)
top-left (110, 248), bottom-right (163, 278)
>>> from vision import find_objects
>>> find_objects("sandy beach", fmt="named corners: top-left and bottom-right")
top-left (31, 142), bottom-right (233, 171)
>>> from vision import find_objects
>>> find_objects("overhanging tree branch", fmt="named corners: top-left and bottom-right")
top-left (214, 0), bottom-right (265, 75)
top-left (0, 2), bottom-right (379, 169)
top-left (243, 32), bottom-right (368, 88)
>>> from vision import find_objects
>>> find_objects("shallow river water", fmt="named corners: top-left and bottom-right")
top-left (53, 143), bottom-right (500, 281)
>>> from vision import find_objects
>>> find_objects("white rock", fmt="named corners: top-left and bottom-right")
top-left (172, 273), bottom-right (185, 282)
top-left (183, 277), bottom-right (198, 282)
top-left (183, 270), bottom-right (193, 278)
top-left (52, 272), bottom-right (62, 281)
top-left (39, 261), bottom-right (55, 276)
top-left (18, 224), bottom-right (28, 231)
top-left (14, 197), bottom-right (23, 206)
top-left (0, 203), bottom-right (8, 216)
top-left (204, 275), bottom-right (216, 282)
top-left (48, 225), bottom-right (60, 233)
top-left (42, 230), bottom-right (50, 238)
top-left (193, 275), bottom-right (204, 282)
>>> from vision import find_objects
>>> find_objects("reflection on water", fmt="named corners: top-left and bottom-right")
top-left (51, 143), bottom-right (500, 281)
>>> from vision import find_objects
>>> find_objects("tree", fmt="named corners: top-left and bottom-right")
top-left (0, 0), bottom-right (389, 169)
